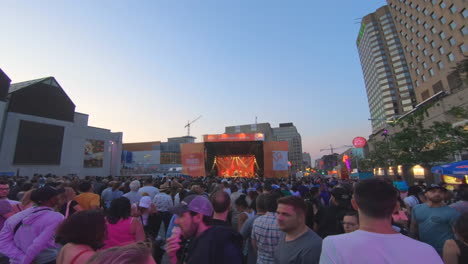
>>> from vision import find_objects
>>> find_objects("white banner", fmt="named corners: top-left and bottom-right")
top-left (272, 151), bottom-right (288, 171)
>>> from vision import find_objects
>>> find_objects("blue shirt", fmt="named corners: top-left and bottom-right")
top-left (412, 204), bottom-right (460, 254)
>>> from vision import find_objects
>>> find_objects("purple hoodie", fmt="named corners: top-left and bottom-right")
top-left (0, 206), bottom-right (64, 264)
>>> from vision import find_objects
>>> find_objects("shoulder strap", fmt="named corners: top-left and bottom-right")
top-left (70, 249), bottom-right (92, 264)
top-left (14, 208), bottom-right (52, 234)
top-left (65, 200), bottom-right (73, 218)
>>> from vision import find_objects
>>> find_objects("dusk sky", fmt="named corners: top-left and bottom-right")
top-left (1, 0), bottom-right (386, 161)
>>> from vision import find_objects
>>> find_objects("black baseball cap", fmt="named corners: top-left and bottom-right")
top-left (31, 186), bottom-right (65, 204)
top-left (425, 184), bottom-right (447, 193)
top-left (331, 187), bottom-right (351, 200)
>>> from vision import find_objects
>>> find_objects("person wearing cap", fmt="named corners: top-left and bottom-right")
top-left (320, 178), bottom-right (442, 264)
top-left (131, 196), bottom-right (158, 240)
top-left (0, 186), bottom-right (65, 264)
top-left (166, 195), bottom-right (243, 264)
top-left (316, 187), bottom-right (352, 238)
top-left (411, 184), bottom-right (460, 255)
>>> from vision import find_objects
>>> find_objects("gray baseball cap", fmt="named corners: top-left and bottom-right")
top-left (170, 195), bottom-right (214, 217)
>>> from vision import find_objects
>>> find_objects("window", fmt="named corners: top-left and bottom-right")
top-left (410, 62), bottom-right (414, 68)
top-left (423, 36), bottom-right (429, 43)
top-left (424, 9), bottom-right (429, 16)
top-left (461, 26), bottom-right (468, 36)
top-left (423, 22), bottom-right (429, 29)
top-left (431, 27), bottom-right (437, 34)
top-left (410, 15), bottom-right (415, 21)
top-left (417, 18), bottom-right (422, 24)
top-left (417, 6), bottom-right (422, 12)
top-left (416, 69), bottom-right (420, 75)
top-left (417, 56), bottom-right (422, 62)
top-left (423, 62), bottom-right (428, 69)
top-left (417, 31), bottom-right (422, 37)
top-left (431, 41), bottom-right (437, 48)
top-left (430, 54), bottom-right (436, 62)
top-left (411, 39), bottom-right (415, 45)
top-left (463, 9), bottom-right (468, 18)
top-left (461, 44), bottom-right (467, 53)
top-left (411, 51), bottom-right (415, 57)
top-left (448, 37), bottom-right (456, 46)
top-left (415, 80), bottom-right (420, 87)
top-left (422, 75), bottom-right (427, 82)
top-left (449, 21), bottom-right (457, 30)
top-left (429, 68), bottom-right (435, 76)
top-left (431, 12), bottom-right (437, 20)
top-left (447, 53), bottom-right (455, 62)
top-left (432, 0), bottom-right (438, 5)
top-left (411, 27), bottom-right (415, 33)
top-left (423, 49), bottom-right (429, 56)
top-left (437, 61), bottom-right (444, 69)
top-left (439, 17), bottom-right (446, 24)
top-left (449, 5), bottom-right (457, 13)
top-left (439, 32), bottom-right (446, 39)
top-left (440, 1), bottom-right (446, 8)
top-left (439, 46), bottom-right (445, 54)
top-left (417, 44), bottom-right (421, 50)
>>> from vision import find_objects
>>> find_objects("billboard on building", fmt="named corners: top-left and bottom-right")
top-left (181, 143), bottom-right (206, 177)
top-left (204, 133), bottom-right (264, 142)
top-left (84, 139), bottom-right (105, 168)
top-left (263, 141), bottom-right (289, 178)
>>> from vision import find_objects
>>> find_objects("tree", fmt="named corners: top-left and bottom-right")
top-left (365, 121), bottom-right (468, 169)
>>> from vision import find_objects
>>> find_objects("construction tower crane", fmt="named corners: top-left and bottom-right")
top-left (185, 115), bottom-right (202, 137)
top-left (320, 144), bottom-right (353, 155)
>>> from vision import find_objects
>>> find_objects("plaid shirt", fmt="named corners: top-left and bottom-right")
top-left (251, 212), bottom-right (281, 264)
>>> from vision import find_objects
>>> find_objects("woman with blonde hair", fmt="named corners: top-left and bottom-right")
top-left (59, 187), bottom-right (83, 218)
top-left (86, 243), bottom-right (156, 264)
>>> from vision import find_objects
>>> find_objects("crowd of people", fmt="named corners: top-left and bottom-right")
top-left (0, 173), bottom-right (467, 264)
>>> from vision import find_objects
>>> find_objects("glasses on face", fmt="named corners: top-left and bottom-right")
top-left (341, 221), bottom-right (357, 227)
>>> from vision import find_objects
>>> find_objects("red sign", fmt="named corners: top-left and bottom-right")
top-left (352, 137), bottom-right (367, 148)
top-left (181, 143), bottom-right (206, 177)
top-left (204, 133), bottom-right (265, 142)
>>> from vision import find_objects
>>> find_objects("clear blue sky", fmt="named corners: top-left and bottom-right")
top-left (0, 0), bottom-right (386, 161)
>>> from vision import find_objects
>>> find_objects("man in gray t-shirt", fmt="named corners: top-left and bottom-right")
top-left (274, 196), bottom-right (322, 264)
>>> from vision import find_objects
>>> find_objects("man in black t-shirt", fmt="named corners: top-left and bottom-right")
top-left (166, 196), bottom-right (243, 264)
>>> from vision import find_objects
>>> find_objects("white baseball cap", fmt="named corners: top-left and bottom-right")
top-left (139, 196), bottom-right (152, 208)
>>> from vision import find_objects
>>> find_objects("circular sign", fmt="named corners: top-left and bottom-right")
top-left (352, 137), bottom-right (367, 148)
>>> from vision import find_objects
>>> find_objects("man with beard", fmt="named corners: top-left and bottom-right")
top-left (166, 195), bottom-right (243, 264)
top-left (411, 184), bottom-right (460, 255)
top-left (274, 196), bottom-right (322, 264)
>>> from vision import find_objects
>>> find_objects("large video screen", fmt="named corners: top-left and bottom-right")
top-left (13, 120), bottom-right (64, 165)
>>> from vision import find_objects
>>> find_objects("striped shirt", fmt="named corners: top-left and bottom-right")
top-left (251, 212), bottom-right (280, 264)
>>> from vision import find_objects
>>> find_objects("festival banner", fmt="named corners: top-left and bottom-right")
top-left (181, 143), bottom-right (206, 177)
top-left (263, 141), bottom-right (289, 178)
top-left (204, 133), bottom-right (265, 142)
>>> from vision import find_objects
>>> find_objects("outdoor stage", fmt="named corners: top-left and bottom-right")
top-left (181, 133), bottom-right (290, 178)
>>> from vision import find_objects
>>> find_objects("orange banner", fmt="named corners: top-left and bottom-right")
top-left (181, 143), bottom-right (206, 177)
top-left (216, 155), bottom-right (255, 177)
top-left (204, 133), bottom-right (265, 142)
top-left (263, 141), bottom-right (289, 178)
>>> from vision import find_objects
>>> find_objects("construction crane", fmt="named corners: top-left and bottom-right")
top-left (320, 144), bottom-right (353, 155)
top-left (185, 115), bottom-right (202, 137)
